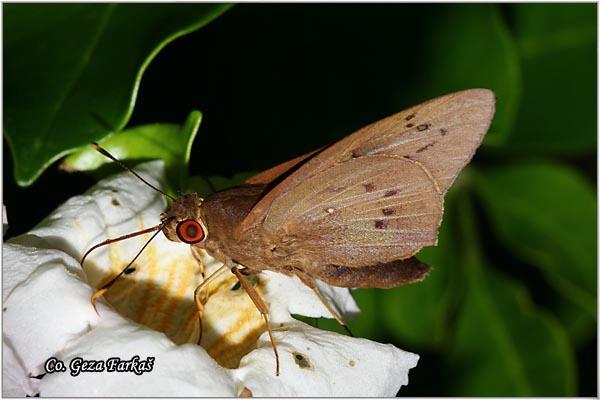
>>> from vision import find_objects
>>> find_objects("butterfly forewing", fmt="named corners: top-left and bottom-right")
top-left (264, 155), bottom-right (443, 267)
top-left (244, 147), bottom-right (324, 185)
top-left (239, 89), bottom-right (495, 234)
top-left (348, 89), bottom-right (495, 193)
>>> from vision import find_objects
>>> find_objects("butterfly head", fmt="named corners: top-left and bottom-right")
top-left (161, 193), bottom-right (208, 245)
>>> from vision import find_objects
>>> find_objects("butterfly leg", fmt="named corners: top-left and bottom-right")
top-left (293, 268), bottom-right (354, 337)
top-left (192, 264), bottom-right (229, 344)
top-left (231, 265), bottom-right (280, 376)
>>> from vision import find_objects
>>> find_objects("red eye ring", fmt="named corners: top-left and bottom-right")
top-left (176, 219), bottom-right (205, 244)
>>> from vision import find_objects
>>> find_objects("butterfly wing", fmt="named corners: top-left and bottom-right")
top-left (264, 154), bottom-right (444, 266)
top-left (239, 89), bottom-right (495, 235)
top-left (244, 147), bottom-right (324, 185)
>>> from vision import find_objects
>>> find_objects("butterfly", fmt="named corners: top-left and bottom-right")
top-left (82, 88), bottom-right (495, 375)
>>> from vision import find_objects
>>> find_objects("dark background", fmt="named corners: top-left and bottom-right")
top-left (4, 4), bottom-right (597, 396)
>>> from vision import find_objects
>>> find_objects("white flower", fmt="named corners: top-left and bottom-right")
top-left (2, 161), bottom-right (419, 397)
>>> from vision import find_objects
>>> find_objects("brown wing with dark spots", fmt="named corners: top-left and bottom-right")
top-left (263, 155), bottom-right (443, 267)
top-left (239, 89), bottom-right (495, 233)
top-left (347, 89), bottom-right (495, 194)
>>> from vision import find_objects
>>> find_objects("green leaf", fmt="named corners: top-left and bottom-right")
top-left (4, 3), bottom-right (231, 186)
top-left (554, 295), bottom-right (598, 347)
top-left (295, 289), bottom-right (381, 340)
top-left (505, 4), bottom-right (596, 154)
top-left (474, 162), bottom-right (596, 331)
top-left (346, 289), bottom-right (381, 339)
top-left (447, 191), bottom-right (575, 396)
top-left (62, 110), bottom-right (202, 190)
top-left (411, 4), bottom-right (521, 145)
top-left (448, 264), bottom-right (576, 396)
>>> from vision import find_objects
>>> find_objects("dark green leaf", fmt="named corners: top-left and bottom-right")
top-left (446, 191), bottom-right (575, 396)
top-left (448, 263), bottom-right (576, 396)
top-left (474, 162), bottom-right (596, 330)
top-left (411, 4), bottom-right (520, 145)
top-left (4, 3), bottom-right (231, 186)
top-left (555, 296), bottom-right (598, 347)
top-left (62, 110), bottom-right (202, 190)
top-left (346, 289), bottom-right (380, 339)
top-left (297, 289), bottom-right (381, 340)
top-left (506, 4), bottom-right (596, 153)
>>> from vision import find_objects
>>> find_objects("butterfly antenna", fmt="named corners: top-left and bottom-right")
top-left (91, 143), bottom-right (176, 201)
top-left (80, 221), bottom-right (165, 266)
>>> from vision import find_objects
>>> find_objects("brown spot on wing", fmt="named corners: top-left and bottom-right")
top-left (384, 189), bottom-right (397, 197)
top-left (363, 183), bottom-right (376, 192)
top-left (406, 123), bottom-right (414, 128)
top-left (374, 220), bottom-right (387, 229)
top-left (405, 114), bottom-right (415, 121)
top-left (382, 208), bottom-right (395, 216)
top-left (416, 141), bottom-right (436, 153)
top-left (440, 128), bottom-right (448, 136)
top-left (417, 123), bottom-right (431, 131)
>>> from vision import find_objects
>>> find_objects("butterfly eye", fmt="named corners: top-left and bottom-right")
top-left (176, 219), bottom-right (205, 244)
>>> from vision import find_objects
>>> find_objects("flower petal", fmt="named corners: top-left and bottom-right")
top-left (2, 339), bottom-right (40, 396)
top-left (2, 242), bottom-right (82, 302)
top-left (8, 161), bottom-right (204, 345)
top-left (260, 270), bottom-right (360, 324)
top-left (2, 259), bottom-right (106, 378)
top-left (21, 161), bottom-right (167, 280)
top-left (38, 318), bottom-right (237, 397)
top-left (233, 320), bottom-right (419, 397)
